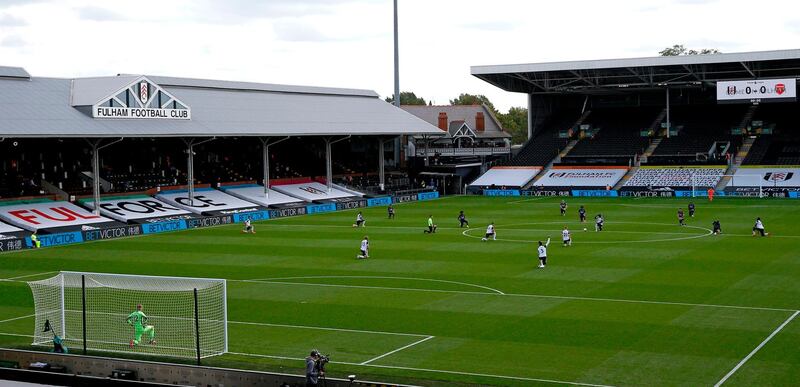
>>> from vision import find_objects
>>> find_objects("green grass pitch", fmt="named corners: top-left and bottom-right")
top-left (1, 196), bottom-right (799, 386)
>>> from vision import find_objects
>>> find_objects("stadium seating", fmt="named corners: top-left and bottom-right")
top-left (504, 111), bottom-right (578, 166)
top-left (649, 105), bottom-right (744, 164)
top-left (624, 167), bottom-right (725, 188)
top-left (563, 107), bottom-right (658, 163)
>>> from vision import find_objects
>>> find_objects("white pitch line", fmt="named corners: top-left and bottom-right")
top-left (506, 196), bottom-right (550, 204)
top-left (0, 271), bottom-right (57, 282)
top-left (248, 275), bottom-right (505, 295)
top-left (229, 320), bottom-right (428, 338)
top-left (0, 314), bottom-right (34, 324)
top-left (713, 310), bottom-right (799, 387)
top-left (360, 335), bottom-right (434, 365)
top-left (238, 278), bottom-right (797, 313)
top-left (226, 351), bottom-right (615, 387)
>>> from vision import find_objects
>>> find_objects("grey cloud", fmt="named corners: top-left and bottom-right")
top-left (75, 6), bottom-right (126, 22)
top-left (1, 34), bottom-right (25, 47)
top-left (0, 12), bottom-right (26, 26)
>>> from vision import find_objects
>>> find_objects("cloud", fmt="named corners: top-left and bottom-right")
top-left (0, 34), bottom-right (25, 47)
top-left (461, 21), bottom-right (518, 32)
top-left (0, 12), bottom-right (26, 26)
top-left (272, 19), bottom-right (384, 42)
top-left (75, 6), bottom-right (126, 22)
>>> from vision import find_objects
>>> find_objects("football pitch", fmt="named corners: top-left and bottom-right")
top-left (0, 195), bottom-right (799, 386)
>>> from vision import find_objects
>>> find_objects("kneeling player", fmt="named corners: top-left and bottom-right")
top-left (595, 214), bottom-right (604, 232)
top-left (578, 206), bottom-right (587, 223)
top-left (677, 209), bottom-right (686, 226)
top-left (424, 215), bottom-right (437, 234)
top-left (688, 202), bottom-right (696, 217)
top-left (387, 205), bottom-right (395, 219)
top-left (752, 217), bottom-right (768, 237)
top-left (128, 304), bottom-right (155, 348)
top-left (482, 223), bottom-right (496, 241)
top-left (242, 219), bottom-right (255, 234)
top-left (561, 226), bottom-right (571, 246)
top-left (560, 200), bottom-right (567, 216)
top-left (458, 210), bottom-right (469, 228)
top-left (353, 212), bottom-right (366, 228)
top-left (712, 220), bottom-right (722, 235)
top-left (357, 236), bottom-right (369, 259)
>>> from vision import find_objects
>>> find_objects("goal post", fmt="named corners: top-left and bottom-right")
top-left (28, 272), bottom-right (227, 360)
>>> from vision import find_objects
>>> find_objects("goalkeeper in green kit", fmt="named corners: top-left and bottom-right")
top-left (127, 304), bottom-right (156, 348)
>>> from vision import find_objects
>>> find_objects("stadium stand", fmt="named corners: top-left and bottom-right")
top-left (624, 167), bottom-right (725, 188)
top-left (272, 181), bottom-right (361, 201)
top-left (504, 110), bottom-right (579, 166)
top-left (562, 107), bottom-right (659, 164)
top-left (648, 104), bottom-right (745, 165)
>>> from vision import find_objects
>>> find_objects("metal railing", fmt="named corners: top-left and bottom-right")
top-left (415, 146), bottom-right (511, 156)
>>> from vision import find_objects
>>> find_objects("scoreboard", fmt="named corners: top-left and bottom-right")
top-left (717, 78), bottom-right (796, 103)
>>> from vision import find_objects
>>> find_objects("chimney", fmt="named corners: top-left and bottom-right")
top-left (437, 112), bottom-right (448, 130)
top-left (475, 111), bottom-right (485, 132)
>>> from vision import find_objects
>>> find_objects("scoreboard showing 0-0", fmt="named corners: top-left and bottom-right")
top-left (717, 78), bottom-right (797, 104)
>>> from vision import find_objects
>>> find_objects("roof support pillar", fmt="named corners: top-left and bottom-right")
top-left (377, 136), bottom-right (395, 191)
top-left (324, 136), bottom-right (351, 193)
top-left (184, 137), bottom-right (215, 205)
top-left (260, 136), bottom-right (290, 199)
top-left (665, 87), bottom-right (671, 139)
top-left (393, 0), bottom-right (400, 108)
top-left (87, 138), bottom-right (123, 216)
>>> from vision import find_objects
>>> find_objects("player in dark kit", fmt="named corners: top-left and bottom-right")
top-left (578, 206), bottom-right (587, 223)
top-left (560, 200), bottom-right (567, 216)
top-left (712, 220), bottom-right (722, 235)
top-left (387, 205), bottom-right (395, 219)
top-left (688, 202), bottom-right (696, 217)
top-left (677, 209), bottom-right (686, 226)
top-left (458, 211), bottom-right (469, 228)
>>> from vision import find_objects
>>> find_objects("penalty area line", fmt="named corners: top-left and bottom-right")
top-left (0, 314), bottom-right (35, 325)
top-left (713, 310), bottom-right (799, 387)
top-left (359, 335), bottom-right (434, 365)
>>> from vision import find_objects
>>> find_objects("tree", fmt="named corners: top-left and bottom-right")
top-left (497, 107), bottom-right (528, 145)
top-left (385, 91), bottom-right (427, 105)
top-left (449, 93), bottom-right (498, 115)
top-left (659, 44), bottom-right (721, 56)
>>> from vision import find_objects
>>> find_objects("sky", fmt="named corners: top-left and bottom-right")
top-left (1, 0), bottom-right (799, 112)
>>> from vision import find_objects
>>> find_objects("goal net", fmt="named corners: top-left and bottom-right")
top-left (28, 272), bottom-right (227, 359)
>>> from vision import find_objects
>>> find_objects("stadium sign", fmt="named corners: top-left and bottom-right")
top-left (156, 189), bottom-right (264, 215)
top-left (0, 202), bottom-right (114, 231)
top-left (717, 78), bottom-right (797, 103)
top-left (269, 206), bottom-right (307, 219)
top-left (91, 77), bottom-right (191, 120)
top-left (729, 168), bottom-right (800, 187)
top-left (83, 197), bottom-right (192, 222)
top-left (522, 190), bottom-right (571, 197)
top-left (534, 168), bottom-right (627, 187)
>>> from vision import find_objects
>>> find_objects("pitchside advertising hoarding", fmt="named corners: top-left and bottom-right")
top-left (728, 168), bottom-right (800, 187)
top-left (533, 168), bottom-right (627, 188)
top-left (156, 188), bottom-right (264, 215)
top-left (717, 78), bottom-right (797, 103)
top-left (82, 196), bottom-right (193, 222)
top-left (0, 221), bottom-right (26, 252)
top-left (0, 201), bottom-right (116, 231)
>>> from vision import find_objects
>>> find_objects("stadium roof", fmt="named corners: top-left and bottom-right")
top-left (471, 49), bottom-right (800, 94)
top-left (0, 69), bottom-right (444, 138)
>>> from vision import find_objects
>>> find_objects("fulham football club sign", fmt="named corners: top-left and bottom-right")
top-left (93, 76), bottom-right (191, 120)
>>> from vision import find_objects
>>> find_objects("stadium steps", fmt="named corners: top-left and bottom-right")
top-left (717, 136), bottom-right (757, 190)
top-left (639, 138), bottom-right (662, 164)
top-left (613, 166), bottom-right (638, 190)
top-left (738, 104), bottom-right (759, 129)
top-left (548, 139), bottom-right (580, 167)
top-left (648, 109), bottom-right (667, 132)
